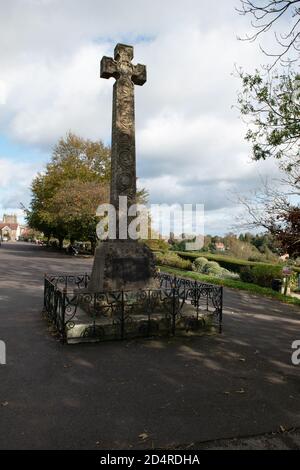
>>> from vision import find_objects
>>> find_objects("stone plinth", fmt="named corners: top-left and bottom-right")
top-left (89, 240), bottom-right (157, 292)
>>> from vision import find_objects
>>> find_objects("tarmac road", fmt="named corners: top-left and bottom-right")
top-left (0, 241), bottom-right (300, 449)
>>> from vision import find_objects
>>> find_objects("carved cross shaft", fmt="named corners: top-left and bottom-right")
top-left (100, 43), bottom-right (146, 211)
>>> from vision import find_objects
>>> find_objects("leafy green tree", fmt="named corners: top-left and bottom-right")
top-left (237, 69), bottom-right (300, 168)
top-left (27, 132), bottom-right (148, 250)
top-left (236, 1), bottom-right (300, 256)
top-left (27, 132), bottom-right (110, 250)
top-left (236, 0), bottom-right (300, 169)
top-left (47, 180), bottom-right (108, 252)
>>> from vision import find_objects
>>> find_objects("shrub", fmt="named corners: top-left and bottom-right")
top-left (155, 251), bottom-right (192, 270)
top-left (192, 258), bottom-right (239, 279)
top-left (240, 265), bottom-right (283, 287)
top-left (203, 261), bottom-right (223, 276)
top-left (221, 269), bottom-right (240, 280)
top-left (177, 251), bottom-right (253, 273)
top-left (240, 267), bottom-right (256, 284)
top-left (192, 257), bottom-right (208, 273)
top-left (144, 239), bottom-right (169, 252)
top-left (251, 265), bottom-right (283, 288)
top-left (176, 251), bottom-right (300, 276)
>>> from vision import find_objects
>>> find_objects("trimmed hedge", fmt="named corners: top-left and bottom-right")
top-left (155, 251), bottom-right (192, 271)
top-left (176, 251), bottom-right (300, 275)
top-left (177, 251), bottom-right (264, 272)
top-left (241, 265), bottom-right (283, 288)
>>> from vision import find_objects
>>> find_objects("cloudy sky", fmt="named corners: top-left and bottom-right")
top-left (0, 0), bottom-right (283, 234)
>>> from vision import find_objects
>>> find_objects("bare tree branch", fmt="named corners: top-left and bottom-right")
top-left (237, 0), bottom-right (300, 66)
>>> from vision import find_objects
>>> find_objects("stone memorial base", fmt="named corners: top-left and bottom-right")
top-left (66, 307), bottom-right (215, 344)
top-left (88, 239), bottom-right (158, 292)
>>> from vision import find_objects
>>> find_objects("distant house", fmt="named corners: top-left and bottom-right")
top-left (214, 242), bottom-right (225, 252)
top-left (0, 214), bottom-right (26, 241)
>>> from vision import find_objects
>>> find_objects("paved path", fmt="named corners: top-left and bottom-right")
top-left (0, 242), bottom-right (300, 449)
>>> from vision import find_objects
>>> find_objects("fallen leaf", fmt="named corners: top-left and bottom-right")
top-left (235, 388), bottom-right (245, 394)
top-left (1, 401), bottom-right (8, 407)
top-left (139, 433), bottom-right (149, 440)
top-left (280, 425), bottom-right (286, 433)
top-left (239, 358), bottom-right (246, 362)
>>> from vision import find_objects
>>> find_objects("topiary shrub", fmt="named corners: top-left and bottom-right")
top-left (155, 251), bottom-right (192, 270)
top-left (192, 257), bottom-right (208, 273)
top-left (192, 257), bottom-right (239, 279)
top-left (192, 258), bottom-right (238, 278)
top-left (221, 269), bottom-right (240, 280)
top-left (203, 261), bottom-right (223, 276)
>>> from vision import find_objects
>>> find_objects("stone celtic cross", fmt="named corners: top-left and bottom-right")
top-left (88, 44), bottom-right (156, 291)
top-left (101, 43), bottom-right (146, 211)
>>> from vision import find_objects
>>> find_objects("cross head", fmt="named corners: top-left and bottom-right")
top-left (100, 43), bottom-right (146, 86)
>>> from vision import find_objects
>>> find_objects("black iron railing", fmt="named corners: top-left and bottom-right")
top-left (43, 272), bottom-right (223, 343)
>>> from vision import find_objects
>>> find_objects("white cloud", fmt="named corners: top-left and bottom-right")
top-left (0, 158), bottom-right (39, 217)
top-left (0, 81), bottom-right (7, 105)
top-left (0, 0), bottom-right (284, 233)
top-left (0, 158), bottom-right (37, 187)
top-left (6, 43), bottom-right (111, 146)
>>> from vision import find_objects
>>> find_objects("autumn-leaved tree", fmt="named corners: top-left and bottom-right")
top-left (27, 132), bottom-right (148, 251)
top-left (27, 132), bottom-right (110, 250)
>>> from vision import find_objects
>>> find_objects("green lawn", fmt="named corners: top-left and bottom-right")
top-left (158, 265), bottom-right (300, 307)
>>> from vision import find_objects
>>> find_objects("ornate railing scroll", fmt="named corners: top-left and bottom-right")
top-left (43, 271), bottom-right (223, 343)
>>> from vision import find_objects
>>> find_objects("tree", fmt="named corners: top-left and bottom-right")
top-left (236, 0), bottom-right (300, 167)
top-left (277, 206), bottom-right (300, 256)
top-left (27, 132), bottom-right (110, 250)
top-left (47, 180), bottom-right (108, 252)
top-left (237, 68), bottom-right (300, 167)
top-left (236, 1), bottom-right (300, 257)
top-left (27, 132), bottom-right (148, 250)
top-left (235, 179), bottom-right (300, 256)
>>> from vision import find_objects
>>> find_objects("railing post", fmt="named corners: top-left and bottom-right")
top-left (219, 286), bottom-right (223, 334)
top-left (147, 290), bottom-right (151, 337)
top-left (172, 286), bottom-right (176, 335)
top-left (121, 290), bottom-right (125, 340)
top-left (43, 274), bottom-right (47, 308)
top-left (61, 288), bottom-right (67, 343)
top-left (206, 288), bottom-right (209, 311)
top-left (193, 280), bottom-right (199, 320)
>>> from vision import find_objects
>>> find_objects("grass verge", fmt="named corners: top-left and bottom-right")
top-left (158, 265), bottom-right (300, 307)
